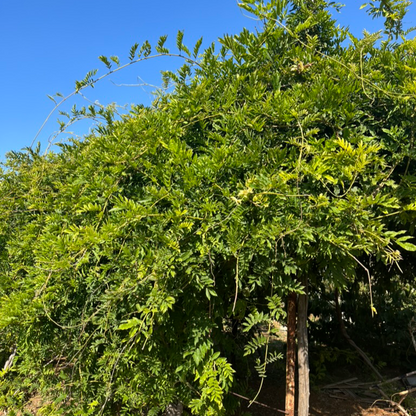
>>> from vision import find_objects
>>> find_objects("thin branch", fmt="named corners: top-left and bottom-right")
top-left (296, 119), bottom-right (305, 220)
top-left (111, 77), bottom-right (163, 90)
top-left (232, 255), bottom-right (239, 313)
top-left (99, 333), bottom-right (138, 415)
top-left (344, 251), bottom-right (376, 317)
top-left (231, 391), bottom-right (287, 414)
top-left (31, 53), bottom-right (202, 149)
top-left (392, 387), bottom-right (416, 405)
top-left (373, 394), bottom-right (411, 416)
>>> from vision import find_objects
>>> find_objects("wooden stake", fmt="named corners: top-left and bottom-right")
top-left (297, 276), bottom-right (310, 416)
top-left (285, 292), bottom-right (297, 416)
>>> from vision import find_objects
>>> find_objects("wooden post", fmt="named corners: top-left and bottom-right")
top-left (297, 276), bottom-right (310, 416)
top-left (285, 292), bottom-right (297, 416)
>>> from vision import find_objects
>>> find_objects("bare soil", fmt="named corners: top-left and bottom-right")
top-left (237, 322), bottom-right (415, 415)
top-left (7, 388), bottom-right (411, 416)
top-left (7, 368), bottom-right (415, 416)
top-left (239, 381), bottom-right (412, 416)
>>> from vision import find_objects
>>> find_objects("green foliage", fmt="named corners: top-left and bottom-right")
top-left (361, 0), bottom-right (415, 39)
top-left (1, 1), bottom-right (416, 414)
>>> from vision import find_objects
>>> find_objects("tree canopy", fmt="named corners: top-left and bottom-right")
top-left (1, 1), bottom-right (416, 415)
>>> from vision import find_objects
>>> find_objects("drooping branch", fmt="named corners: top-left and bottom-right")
top-left (31, 48), bottom-right (202, 150)
top-left (335, 290), bottom-right (383, 381)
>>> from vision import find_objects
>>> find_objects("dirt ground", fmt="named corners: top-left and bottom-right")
top-left (241, 391), bottom-right (404, 416)
top-left (8, 389), bottom-right (412, 416)
top-left (310, 393), bottom-right (399, 416)
top-left (8, 372), bottom-right (415, 416)
top-left (236, 322), bottom-right (414, 416)
top-left (239, 381), bottom-right (413, 416)
top-left (16, 394), bottom-right (407, 416)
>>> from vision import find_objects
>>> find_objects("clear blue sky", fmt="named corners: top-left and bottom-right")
top-left (1, 1), bottom-right (415, 160)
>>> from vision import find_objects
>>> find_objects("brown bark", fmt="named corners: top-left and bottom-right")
top-left (297, 276), bottom-right (310, 416)
top-left (285, 292), bottom-right (297, 416)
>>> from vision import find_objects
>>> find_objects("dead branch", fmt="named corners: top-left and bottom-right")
top-left (230, 392), bottom-right (288, 414)
top-left (323, 378), bottom-right (358, 389)
top-left (323, 371), bottom-right (416, 415)
top-left (359, 370), bottom-right (416, 388)
top-left (392, 387), bottom-right (416, 405)
top-left (373, 397), bottom-right (411, 416)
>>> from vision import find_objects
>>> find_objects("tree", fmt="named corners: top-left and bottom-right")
top-left (1, 1), bottom-right (416, 415)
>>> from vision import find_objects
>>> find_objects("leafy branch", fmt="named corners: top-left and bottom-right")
top-left (31, 32), bottom-right (203, 150)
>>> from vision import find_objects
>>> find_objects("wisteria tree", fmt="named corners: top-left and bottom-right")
top-left (1, 1), bottom-right (415, 415)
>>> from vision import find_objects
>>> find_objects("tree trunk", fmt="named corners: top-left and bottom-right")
top-left (285, 292), bottom-right (297, 416)
top-left (297, 276), bottom-right (310, 416)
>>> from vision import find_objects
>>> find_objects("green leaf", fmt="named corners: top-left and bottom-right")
top-left (396, 240), bottom-right (416, 251)
top-left (193, 37), bottom-right (203, 58)
top-left (118, 317), bottom-right (140, 330)
top-left (129, 42), bottom-right (139, 60)
top-left (176, 30), bottom-right (184, 52)
top-left (110, 55), bottom-right (120, 66)
top-left (47, 94), bottom-right (57, 104)
top-left (139, 40), bottom-right (151, 57)
top-left (156, 35), bottom-right (169, 54)
top-left (98, 55), bottom-right (112, 70)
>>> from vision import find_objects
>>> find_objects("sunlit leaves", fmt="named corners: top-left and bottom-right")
top-left (129, 42), bottom-right (139, 61)
top-left (109, 55), bottom-right (120, 66)
top-left (75, 69), bottom-right (98, 91)
top-left (361, 0), bottom-right (413, 39)
top-left (139, 40), bottom-right (152, 58)
top-left (193, 37), bottom-right (203, 58)
top-left (98, 55), bottom-right (112, 70)
top-left (176, 30), bottom-right (190, 56)
top-left (1, 1), bottom-right (416, 415)
top-left (155, 35), bottom-right (169, 54)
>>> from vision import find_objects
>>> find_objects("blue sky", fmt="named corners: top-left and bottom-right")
top-left (1, 1), bottom-right (415, 160)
